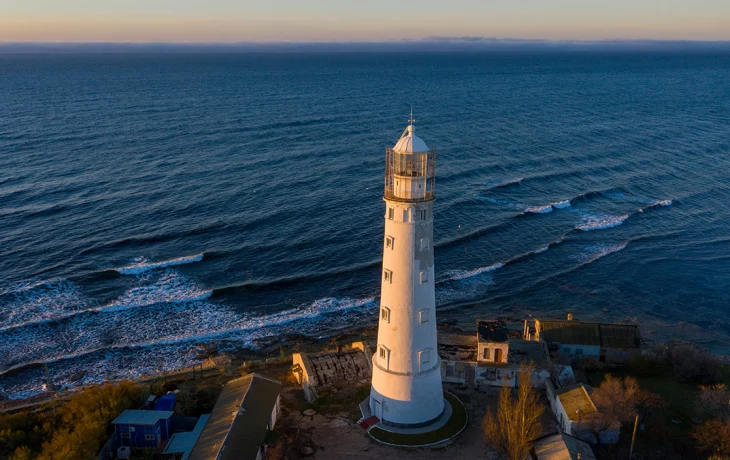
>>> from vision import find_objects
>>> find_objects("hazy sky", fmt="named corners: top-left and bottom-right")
top-left (2, 0), bottom-right (729, 42)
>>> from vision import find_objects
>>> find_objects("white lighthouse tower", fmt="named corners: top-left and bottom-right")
top-left (369, 113), bottom-right (444, 427)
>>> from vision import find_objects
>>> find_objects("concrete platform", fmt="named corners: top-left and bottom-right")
top-left (358, 393), bottom-right (468, 447)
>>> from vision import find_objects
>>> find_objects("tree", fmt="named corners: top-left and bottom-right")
top-left (482, 363), bottom-right (545, 459)
top-left (692, 419), bottom-right (730, 457)
top-left (698, 383), bottom-right (730, 420)
top-left (666, 342), bottom-right (721, 384)
top-left (591, 374), bottom-right (639, 423)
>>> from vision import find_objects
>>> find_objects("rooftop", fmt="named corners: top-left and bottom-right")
top-left (507, 339), bottom-right (549, 366)
top-left (438, 331), bottom-right (478, 361)
top-left (393, 123), bottom-right (429, 153)
top-left (532, 432), bottom-right (596, 460)
top-left (112, 410), bottom-right (173, 426)
top-left (164, 414), bottom-right (210, 460)
top-left (298, 349), bottom-right (371, 387)
top-left (188, 373), bottom-right (281, 460)
top-left (477, 320), bottom-right (509, 343)
top-left (556, 384), bottom-right (597, 421)
top-left (537, 319), bottom-right (640, 349)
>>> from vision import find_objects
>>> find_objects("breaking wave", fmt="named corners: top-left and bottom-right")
top-left (575, 213), bottom-right (630, 231)
top-left (0, 280), bottom-right (88, 331)
top-left (113, 253), bottom-right (204, 275)
top-left (444, 262), bottom-right (505, 281)
top-left (576, 242), bottom-right (629, 265)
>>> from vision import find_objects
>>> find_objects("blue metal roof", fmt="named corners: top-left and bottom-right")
top-left (154, 393), bottom-right (177, 411)
top-left (112, 410), bottom-right (174, 425)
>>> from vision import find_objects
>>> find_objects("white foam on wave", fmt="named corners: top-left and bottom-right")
top-left (0, 292), bottom-right (377, 398)
top-left (444, 262), bottom-right (504, 281)
top-left (114, 253), bottom-right (204, 275)
top-left (524, 204), bottom-right (553, 214)
top-left (575, 213), bottom-right (630, 231)
top-left (576, 242), bottom-right (628, 265)
top-left (0, 280), bottom-right (88, 331)
top-left (99, 270), bottom-right (212, 312)
top-left (552, 200), bottom-right (572, 209)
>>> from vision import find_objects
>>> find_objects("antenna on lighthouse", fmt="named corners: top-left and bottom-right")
top-left (409, 106), bottom-right (415, 131)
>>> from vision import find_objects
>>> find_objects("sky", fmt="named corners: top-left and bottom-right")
top-left (1, 0), bottom-right (730, 43)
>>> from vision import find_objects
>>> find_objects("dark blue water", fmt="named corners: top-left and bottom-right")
top-left (1, 52), bottom-right (729, 399)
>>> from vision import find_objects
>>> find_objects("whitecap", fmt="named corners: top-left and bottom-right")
top-left (114, 253), bottom-right (204, 275)
top-left (576, 242), bottom-right (628, 264)
top-left (444, 262), bottom-right (504, 281)
top-left (575, 214), bottom-right (630, 231)
top-left (524, 204), bottom-right (554, 214)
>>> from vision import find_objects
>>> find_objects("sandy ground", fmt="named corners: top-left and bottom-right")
top-left (277, 383), bottom-right (556, 460)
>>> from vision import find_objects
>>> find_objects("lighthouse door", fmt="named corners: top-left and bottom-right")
top-left (373, 399), bottom-right (383, 420)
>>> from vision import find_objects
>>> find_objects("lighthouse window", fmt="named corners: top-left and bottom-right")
top-left (385, 236), bottom-right (394, 249)
top-left (483, 348), bottom-right (491, 360)
top-left (381, 307), bottom-right (391, 323)
top-left (419, 349), bottom-right (431, 370)
top-left (418, 309), bottom-right (430, 324)
top-left (379, 346), bottom-right (390, 369)
top-left (420, 271), bottom-right (429, 284)
top-left (387, 208), bottom-right (394, 220)
top-left (384, 269), bottom-right (393, 283)
top-left (420, 238), bottom-right (430, 251)
top-left (418, 209), bottom-right (427, 220)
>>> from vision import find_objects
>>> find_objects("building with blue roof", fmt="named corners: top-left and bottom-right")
top-left (154, 392), bottom-right (177, 411)
top-left (112, 410), bottom-right (173, 449)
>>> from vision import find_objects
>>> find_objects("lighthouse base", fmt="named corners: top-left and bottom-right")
top-left (359, 392), bottom-right (468, 447)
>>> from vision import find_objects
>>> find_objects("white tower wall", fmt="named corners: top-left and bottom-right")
top-left (369, 122), bottom-right (444, 427)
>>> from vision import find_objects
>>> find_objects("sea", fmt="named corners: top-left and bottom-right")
top-left (1, 50), bottom-right (729, 399)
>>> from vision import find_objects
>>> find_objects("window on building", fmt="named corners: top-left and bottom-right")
top-left (379, 346), bottom-right (390, 369)
top-left (145, 434), bottom-right (155, 441)
top-left (384, 269), bottom-right (393, 283)
top-left (483, 348), bottom-right (490, 360)
top-left (420, 270), bottom-right (429, 283)
top-left (446, 364), bottom-right (455, 377)
top-left (381, 307), bottom-right (390, 323)
top-left (385, 236), bottom-right (394, 249)
top-left (419, 209), bottom-right (427, 220)
top-left (388, 208), bottom-right (394, 220)
top-left (419, 349), bottom-right (431, 369)
top-left (121, 432), bottom-right (131, 439)
top-left (403, 209), bottom-right (410, 222)
top-left (420, 238), bottom-right (430, 251)
top-left (418, 309), bottom-right (429, 324)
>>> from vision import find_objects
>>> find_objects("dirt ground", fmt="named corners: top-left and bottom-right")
top-left (274, 383), bottom-right (558, 459)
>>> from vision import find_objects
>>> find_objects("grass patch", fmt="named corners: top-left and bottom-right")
top-left (369, 392), bottom-right (467, 447)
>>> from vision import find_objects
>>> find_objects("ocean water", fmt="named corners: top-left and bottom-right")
top-left (1, 51), bottom-right (729, 399)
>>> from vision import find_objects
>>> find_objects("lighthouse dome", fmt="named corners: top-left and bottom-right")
top-left (393, 124), bottom-right (429, 153)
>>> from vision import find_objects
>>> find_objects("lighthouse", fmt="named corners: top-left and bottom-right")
top-left (369, 113), bottom-right (445, 427)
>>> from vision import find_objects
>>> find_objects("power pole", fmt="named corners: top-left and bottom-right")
top-left (629, 414), bottom-right (639, 459)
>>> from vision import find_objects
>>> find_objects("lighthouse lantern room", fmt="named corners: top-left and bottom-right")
top-left (369, 113), bottom-right (445, 427)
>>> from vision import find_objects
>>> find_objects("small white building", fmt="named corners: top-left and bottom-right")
top-left (370, 116), bottom-right (445, 427)
top-left (545, 382), bottom-right (619, 445)
top-left (292, 342), bottom-right (372, 401)
top-left (530, 432), bottom-right (596, 460)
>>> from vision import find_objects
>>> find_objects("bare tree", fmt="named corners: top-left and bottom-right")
top-left (591, 374), bottom-right (639, 423)
top-left (698, 383), bottom-right (730, 420)
top-left (482, 363), bottom-right (545, 459)
top-left (692, 419), bottom-right (730, 457)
